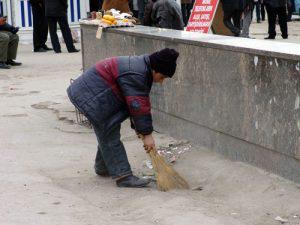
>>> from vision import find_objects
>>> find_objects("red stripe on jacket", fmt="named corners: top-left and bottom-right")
top-left (95, 57), bottom-right (123, 101)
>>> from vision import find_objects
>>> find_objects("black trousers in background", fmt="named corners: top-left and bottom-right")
top-left (261, 3), bottom-right (266, 20)
top-left (132, 10), bottom-right (139, 19)
top-left (223, 10), bottom-right (242, 36)
top-left (89, 0), bottom-right (103, 11)
top-left (47, 16), bottom-right (75, 52)
top-left (253, 2), bottom-right (261, 22)
top-left (137, 0), bottom-right (146, 22)
top-left (31, 4), bottom-right (48, 50)
top-left (181, 3), bottom-right (193, 26)
top-left (265, 5), bottom-right (288, 38)
top-left (287, 0), bottom-right (295, 21)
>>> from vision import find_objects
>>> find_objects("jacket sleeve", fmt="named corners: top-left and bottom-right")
top-left (117, 74), bottom-right (153, 135)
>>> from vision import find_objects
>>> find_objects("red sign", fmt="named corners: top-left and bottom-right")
top-left (186, 0), bottom-right (219, 33)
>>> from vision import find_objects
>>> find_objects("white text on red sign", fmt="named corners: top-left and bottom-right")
top-left (201, 0), bottom-right (212, 4)
top-left (192, 13), bottom-right (211, 20)
top-left (195, 5), bottom-right (213, 12)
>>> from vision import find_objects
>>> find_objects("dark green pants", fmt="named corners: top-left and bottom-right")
top-left (0, 31), bottom-right (19, 62)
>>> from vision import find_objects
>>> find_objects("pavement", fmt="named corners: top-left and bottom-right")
top-left (250, 17), bottom-right (300, 44)
top-left (0, 44), bottom-right (300, 225)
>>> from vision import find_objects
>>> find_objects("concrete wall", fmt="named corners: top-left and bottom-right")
top-left (80, 24), bottom-right (300, 183)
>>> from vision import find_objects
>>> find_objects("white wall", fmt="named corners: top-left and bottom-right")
top-left (7, 0), bottom-right (89, 29)
top-left (0, 0), bottom-right (13, 24)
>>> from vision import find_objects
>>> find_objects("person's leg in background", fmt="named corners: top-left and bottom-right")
top-left (0, 31), bottom-right (21, 67)
top-left (277, 6), bottom-right (288, 38)
top-left (287, 0), bottom-right (294, 21)
top-left (99, 0), bottom-right (103, 9)
top-left (31, 4), bottom-right (45, 52)
top-left (0, 32), bottom-right (10, 69)
top-left (137, 0), bottom-right (146, 23)
top-left (290, 0), bottom-right (295, 15)
top-left (48, 17), bottom-right (61, 53)
top-left (223, 10), bottom-right (241, 36)
top-left (181, 3), bottom-right (188, 26)
top-left (261, 2), bottom-right (266, 21)
top-left (132, 10), bottom-right (139, 18)
top-left (40, 3), bottom-right (51, 50)
top-left (187, 1), bottom-right (194, 20)
top-left (32, 3), bottom-right (50, 52)
top-left (233, 10), bottom-right (242, 31)
top-left (255, 1), bottom-right (261, 22)
top-left (265, 3), bottom-right (276, 39)
top-left (6, 32), bottom-right (20, 65)
top-left (241, 7), bottom-right (253, 38)
top-left (57, 16), bottom-right (79, 53)
top-left (130, 0), bottom-right (139, 19)
top-left (183, 2), bottom-right (194, 25)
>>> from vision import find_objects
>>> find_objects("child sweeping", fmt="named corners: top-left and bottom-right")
top-left (67, 48), bottom-right (179, 188)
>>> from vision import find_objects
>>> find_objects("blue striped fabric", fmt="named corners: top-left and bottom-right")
top-left (70, 0), bottom-right (74, 22)
top-left (27, 1), bottom-right (32, 27)
top-left (0, 1), bottom-right (3, 16)
top-left (77, 0), bottom-right (81, 20)
top-left (17, 0), bottom-right (82, 28)
top-left (20, 0), bottom-right (25, 27)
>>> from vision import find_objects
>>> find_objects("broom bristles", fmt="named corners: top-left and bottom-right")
top-left (149, 148), bottom-right (189, 191)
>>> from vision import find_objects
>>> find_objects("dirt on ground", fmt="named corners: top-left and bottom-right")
top-left (0, 44), bottom-right (299, 225)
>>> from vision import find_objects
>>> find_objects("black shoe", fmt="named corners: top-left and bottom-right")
top-left (42, 45), bottom-right (53, 51)
top-left (116, 175), bottom-right (150, 188)
top-left (68, 48), bottom-right (80, 53)
top-left (264, 36), bottom-right (275, 40)
top-left (0, 62), bottom-right (11, 69)
top-left (34, 47), bottom-right (47, 53)
top-left (55, 50), bottom-right (62, 53)
top-left (257, 20), bottom-right (261, 23)
top-left (94, 165), bottom-right (109, 177)
top-left (6, 59), bottom-right (22, 66)
top-left (282, 35), bottom-right (288, 39)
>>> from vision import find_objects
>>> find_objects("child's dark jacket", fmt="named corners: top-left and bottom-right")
top-left (67, 55), bottom-right (154, 135)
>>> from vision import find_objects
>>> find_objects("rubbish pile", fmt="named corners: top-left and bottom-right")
top-left (156, 140), bottom-right (192, 164)
top-left (141, 140), bottom-right (192, 181)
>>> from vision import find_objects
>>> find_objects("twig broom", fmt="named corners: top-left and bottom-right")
top-left (148, 147), bottom-right (190, 191)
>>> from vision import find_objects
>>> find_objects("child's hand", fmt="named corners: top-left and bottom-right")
top-left (143, 134), bottom-right (155, 152)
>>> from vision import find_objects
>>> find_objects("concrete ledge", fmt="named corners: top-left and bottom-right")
top-left (80, 23), bottom-right (300, 183)
top-left (81, 24), bottom-right (300, 60)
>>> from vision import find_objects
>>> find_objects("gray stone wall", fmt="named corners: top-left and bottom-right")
top-left (81, 24), bottom-right (300, 183)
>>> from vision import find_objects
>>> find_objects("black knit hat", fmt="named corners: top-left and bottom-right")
top-left (149, 48), bottom-right (179, 78)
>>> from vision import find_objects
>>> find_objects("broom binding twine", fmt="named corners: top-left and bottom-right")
top-left (147, 147), bottom-right (190, 191)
